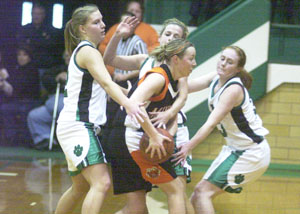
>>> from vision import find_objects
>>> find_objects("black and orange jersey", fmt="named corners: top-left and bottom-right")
top-left (137, 64), bottom-right (179, 120)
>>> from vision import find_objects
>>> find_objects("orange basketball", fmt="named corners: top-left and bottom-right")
top-left (139, 128), bottom-right (174, 164)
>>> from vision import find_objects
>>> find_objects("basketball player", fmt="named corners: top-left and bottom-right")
top-left (104, 18), bottom-right (195, 214)
top-left (123, 38), bottom-right (196, 214)
top-left (54, 5), bottom-right (144, 214)
top-left (174, 46), bottom-right (271, 214)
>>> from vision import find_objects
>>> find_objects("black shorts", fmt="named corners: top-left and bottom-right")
top-left (108, 126), bottom-right (152, 195)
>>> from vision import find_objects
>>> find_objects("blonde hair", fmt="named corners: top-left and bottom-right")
top-left (64, 4), bottom-right (99, 55)
top-left (150, 38), bottom-right (194, 63)
top-left (224, 46), bottom-right (253, 89)
top-left (160, 18), bottom-right (189, 39)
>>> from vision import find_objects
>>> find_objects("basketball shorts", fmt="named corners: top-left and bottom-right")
top-left (204, 139), bottom-right (271, 193)
top-left (108, 126), bottom-right (152, 195)
top-left (56, 121), bottom-right (107, 176)
top-left (126, 127), bottom-right (177, 185)
top-left (173, 124), bottom-right (192, 182)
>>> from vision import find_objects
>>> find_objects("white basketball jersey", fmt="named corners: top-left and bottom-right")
top-left (208, 76), bottom-right (269, 149)
top-left (58, 41), bottom-right (107, 126)
top-left (139, 57), bottom-right (156, 78)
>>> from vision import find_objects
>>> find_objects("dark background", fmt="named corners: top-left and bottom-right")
top-left (0, 0), bottom-right (133, 67)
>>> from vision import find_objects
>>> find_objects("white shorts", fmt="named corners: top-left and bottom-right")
top-left (57, 121), bottom-right (106, 176)
top-left (174, 125), bottom-right (192, 181)
top-left (204, 139), bottom-right (270, 193)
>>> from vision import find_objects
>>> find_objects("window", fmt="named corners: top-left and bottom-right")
top-left (21, 2), bottom-right (64, 29)
top-left (52, 3), bottom-right (63, 29)
top-left (21, 1), bottom-right (32, 26)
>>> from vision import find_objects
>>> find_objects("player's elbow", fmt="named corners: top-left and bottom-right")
top-left (103, 53), bottom-right (112, 66)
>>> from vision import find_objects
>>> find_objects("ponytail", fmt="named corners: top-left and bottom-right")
top-left (64, 20), bottom-right (80, 56)
top-left (236, 69), bottom-right (253, 90)
top-left (150, 39), bottom-right (194, 63)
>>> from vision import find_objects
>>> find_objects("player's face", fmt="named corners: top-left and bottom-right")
top-left (178, 47), bottom-right (197, 78)
top-left (17, 50), bottom-right (31, 66)
top-left (127, 2), bottom-right (143, 22)
top-left (217, 48), bottom-right (240, 79)
top-left (82, 10), bottom-right (106, 46)
top-left (159, 24), bottom-right (184, 46)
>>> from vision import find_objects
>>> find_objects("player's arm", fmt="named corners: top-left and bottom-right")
top-left (173, 84), bottom-right (244, 164)
top-left (130, 73), bottom-right (171, 159)
top-left (103, 17), bottom-right (147, 71)
top-left (113, 70), bottom-right (139, 82)
top-left (150, 77), bottom-right (187, 127)
top-left (77, 46), bottom-right (144, 121)
top-left (188, 71), bottom-right (217, 93)
top-left (166, 115), bottom-right (178, 137)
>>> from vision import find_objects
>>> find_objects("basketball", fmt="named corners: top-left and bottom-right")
top-left (139, 128), bottom-right (174, 164)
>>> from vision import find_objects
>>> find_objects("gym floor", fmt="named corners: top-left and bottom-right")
top-left (0, 146), bottom-right (300, 214)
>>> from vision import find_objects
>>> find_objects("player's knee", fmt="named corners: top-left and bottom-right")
top-left (193, 181), bottom-right (215, 199)
top-left (95, 176), bottom-right (111, 193)
top-left (158, 178), bottom-right (185, 200)
top-left (128, 203), bottom-right (147, 214)
top-left (126, 192), bottom-right (147, 214)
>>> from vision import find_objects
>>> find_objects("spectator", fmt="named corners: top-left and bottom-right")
top-left (27, 51), bottom-right (70, 150)
top-left (0, 50), bottom-right (13, 99)
top-left (0, 45), bottom-right (41, 146)
top-left (16, 2), bottom-right (63, 83)
top-left (0, 50), bottom-right (13, 144)
top-left (99, 0), bottom-right (159, 75)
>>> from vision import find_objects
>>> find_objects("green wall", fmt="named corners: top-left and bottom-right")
top-left (144, 0), bottom-right (192, 25)
top-left (145, 0), bottom-right (271, 136)
top-left (184, 0), bottom-right (270, 135)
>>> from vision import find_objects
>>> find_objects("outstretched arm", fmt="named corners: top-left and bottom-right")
top-left (77, 45), bottom-right (145, 123)
top-left (173, 84), bottom-right (244, 164)
top-left (188, 71), bottom-right (217, 93)
top-left (103, 16), bottom-right (148, 72)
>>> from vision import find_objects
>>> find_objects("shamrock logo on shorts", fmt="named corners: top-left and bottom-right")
top-left (234, 174), bottom-right (245, 184)
top-left (73, 145), bottom-right (83, 157)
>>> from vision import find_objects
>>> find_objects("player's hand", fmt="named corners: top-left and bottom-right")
top-left (172, 143), bottom-right (191, 166)
top-left (124, 100), bottom-right (146, 123)
top-left (147, 133), bottom-right (170, 159)
top-left (113, 73), bottom-right (127, 82)
top-left (116, 16), bottom-right (139, 36)
top-left (149, 111), bottom-right (171, 129)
